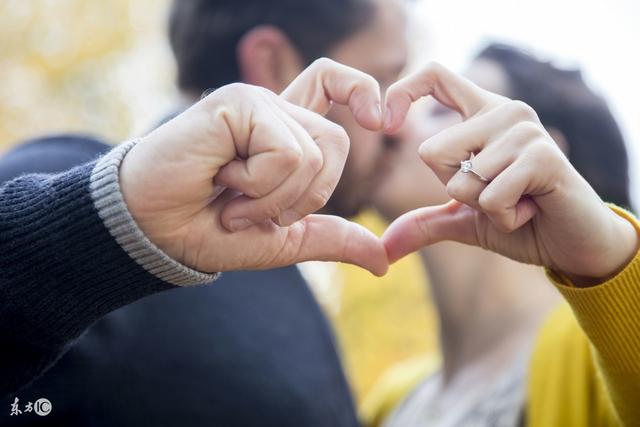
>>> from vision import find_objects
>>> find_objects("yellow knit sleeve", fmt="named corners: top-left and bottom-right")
top-left (542, 205), bottom-right (640, 426)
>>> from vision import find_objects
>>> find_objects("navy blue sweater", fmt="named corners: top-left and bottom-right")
top-left (0, 136), bottom-right (360, 426)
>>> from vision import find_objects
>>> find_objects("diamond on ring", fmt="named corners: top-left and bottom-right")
top-left (460, 160), bottom-right (473, 173)
top-left (459, 158), bottom-right (489, 182)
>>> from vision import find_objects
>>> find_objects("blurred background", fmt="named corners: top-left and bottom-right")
top-left (1, 0), bottom-right (638, 404)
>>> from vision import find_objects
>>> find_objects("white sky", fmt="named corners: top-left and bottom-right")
top-left (129, 0), bottom-right (640, 203)
top-left (410, 0), bottom-right (640, 204)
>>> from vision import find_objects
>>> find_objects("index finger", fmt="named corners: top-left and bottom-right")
top-left (384, 61), bottom-right (506, 133)
top-left (281, 57), bottom-right (383, 131)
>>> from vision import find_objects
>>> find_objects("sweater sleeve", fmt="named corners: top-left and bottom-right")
top-left (0, 140), bottom-right (218, 396)
top-left (545, 205), bottom-right (640, 426)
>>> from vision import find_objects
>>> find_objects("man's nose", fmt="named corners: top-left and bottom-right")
top-left (383, 134), bottom-right (400, 151)
top-left (385, 112), bottom-right (420, 150)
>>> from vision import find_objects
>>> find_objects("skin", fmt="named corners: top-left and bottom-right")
top-left (119, 60), bottom-right (389, 276)
top-left (118, 13), bottom-right (637, 394)
top-left (372, 60), bottom-right (638, 394)
top-left (323, 0), bottom-right (409, 217)
top-left (229, 0), bottom-right (409, 218)
top-left (373, 59), bottom-right (562, 380)
top-left (382, 61), bottom-right (637, 282)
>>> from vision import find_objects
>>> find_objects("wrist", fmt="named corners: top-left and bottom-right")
top-left (94, 140), bottom-right (218, 286)
top-left (564, 206), bottom-right (639, 287)
top-left (605, 211), bottom-right (639, 276)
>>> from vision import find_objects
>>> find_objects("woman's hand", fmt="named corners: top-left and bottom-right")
top-left (119, 59), bottom-right (389, 276)
top-left (381, 62), bottom-right (637, 284)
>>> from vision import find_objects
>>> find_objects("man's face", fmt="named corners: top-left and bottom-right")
top-left (323, 0), bottom-right (408, 218)
top-left (372, 59), bottom-right (513, 220)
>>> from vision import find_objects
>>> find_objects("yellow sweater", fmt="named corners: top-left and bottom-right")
top-left (362, 206), bottom-right (640, 427)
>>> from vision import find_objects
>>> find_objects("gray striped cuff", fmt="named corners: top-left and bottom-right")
top-left (90, 139), bottom-right (219, 287)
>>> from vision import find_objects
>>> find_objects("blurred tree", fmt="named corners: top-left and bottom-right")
top-left (0, 0), bottom-right (173, 149)
top-left (0, 0), bottom-right (438, 404)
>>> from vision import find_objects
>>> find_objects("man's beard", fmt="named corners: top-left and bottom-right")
top-left (322, 173), bottom-right (380, 219)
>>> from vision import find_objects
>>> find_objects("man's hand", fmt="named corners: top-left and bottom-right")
top-left (119, 59), bottom-right (388, 276)
top-left (381, 62), bottom-right (638, 284)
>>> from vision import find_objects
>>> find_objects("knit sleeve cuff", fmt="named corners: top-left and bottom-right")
top-left (90, 140), bottom-right (219, 287)
top-left (546, 205), bottom-right (640, 372)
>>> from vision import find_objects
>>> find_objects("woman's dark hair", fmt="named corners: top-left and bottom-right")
top-left (476, 43), bottom-right (632, 210)
top-left (169, 0), bottom-right (374, 93)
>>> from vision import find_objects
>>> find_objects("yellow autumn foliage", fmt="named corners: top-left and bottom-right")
top-left (333, 210), bottom-right (437, 403)
top-left (0, 0), bottom-right (174, 149)
top-left (0, 0), bottom-right (438, 403)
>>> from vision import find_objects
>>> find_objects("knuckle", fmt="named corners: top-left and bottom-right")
top-left (307, 149), bottom-right (324, 173)
top-left (513, 120), bottom-right (542, 135)
top-left (491, 214), bottom-right (518, 233)
top-left (280, 146), bottom-right (304, 169)
top-left (256, 86), bottom-right (275, 97)
top-left (446, 176), bottom-right (468, 201)
top-left (245, 187), bottom-right (266, 199)
top-left (310, 57), bottom-right (335, 73)
top-left (506, 100), bottom-right (539, 121)
top-left (262, 202), bottom-right (283, 220)
top-left (239, 176), bottom-right (267, 198)
top-left (478, 190), bottom-right (502, 214)
top-left (523, 140), bottom-right (562, 167)
top-left (326, 122), bottom-right (350, 144)
top-left (251, 179), bottom-right (277, 198)
top-left (307, 186), bottom-right (333, 212)
top-left (363, 74), bottom-right (381, 91)
top-left (218, 82), bottom-right (249, 96)
top-left (415, 61), bottom-right (452, 88)
top-left (506, 121), bottom-right (544, 143)
top-left (418, 141), bottom-right (442, 164)
top-left (330, 127), bottom-right (351, 157)
top-left (213, 82), bottom-right (271, 104)
top-left (502, 221), bottom-right (518, 233)
top-left (422, 60), bottom-right (445, 76)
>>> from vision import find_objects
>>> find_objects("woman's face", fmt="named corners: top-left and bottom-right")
top-left (372, 59), bottom-right (511, 220)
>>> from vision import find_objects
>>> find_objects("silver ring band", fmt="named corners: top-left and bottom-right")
top-left (460, 159), bottom-right (489, 182)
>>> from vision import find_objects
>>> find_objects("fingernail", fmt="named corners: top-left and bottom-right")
top-left (418, 142), bottom-right (428, 158)
top-left (279, 210), bottom-right (300, 226)
top-left (228, 218), bottom-right (252, 232)
top-left (372, 102), bottom-right (383, 126)
top-left (384, 108), bottom-right (393, 130)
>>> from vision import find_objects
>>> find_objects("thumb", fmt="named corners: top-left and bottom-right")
top-left (381, 200), bottom-right (479, 263)
top-left (281, 58), bottom-right (383, 131)
top-left (291, 214), bottom-right (389, 276)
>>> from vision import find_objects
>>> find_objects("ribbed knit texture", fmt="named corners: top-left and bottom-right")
top-left (0, 142), bottom-right (216, 394)
top-left (0, 136), bottom-right (361, 427)
top-left (547, 205), bottom-right (640, 373)
top-left (541, 205), bottom-right (640, 426)
top-left (90, 140), bottom-right (219, 286)
top-left (356, 206), bottom-right (640, 427)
